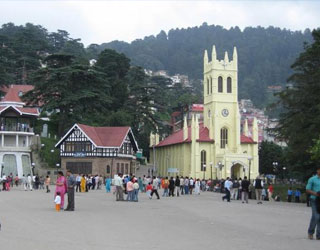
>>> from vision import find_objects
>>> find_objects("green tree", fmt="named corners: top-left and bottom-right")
top-left (259, 141), bottom-right (285, 175)
top-left (23, 54), bottom-right (112, 136)
top-left (276, 29), bottom-right (320, 179)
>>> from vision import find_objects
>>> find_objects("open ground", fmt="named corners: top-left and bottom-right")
top-left (0, 187), bottom-right (318, 250)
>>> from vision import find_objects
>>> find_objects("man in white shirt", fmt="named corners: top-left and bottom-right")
top-left (75, 174), bottom-right (81, 192)
top-left (1, 174), bottom-right (7, 191)
top-left (114, 173), bottom-right (124, 201)
top-left (27, 174), bottom-right (33, 191)
top-left (222, 177), bottom-right (232, 202)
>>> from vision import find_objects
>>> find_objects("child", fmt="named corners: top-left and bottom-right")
top-left (54, 192), bottom-right (61, 211)
top-left (146, 182), bottom-right (152, 199)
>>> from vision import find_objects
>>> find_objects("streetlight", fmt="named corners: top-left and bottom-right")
top-left (56, 163), bottom-right (60, 175)
top-left (273, 162), bottom-right (278, 182)
top-left (248, 156), bottom-right (253, 182)
top-left (203, 164), bottom-right (206, 180)
top-left (210, 162), bottom-right (213, 191)
top-left (31, 162), bottom-right (35, 176)
top-left (216, 161), bottom-right (224, 179)
top-left (0, 162), bottom-right (4, 176)
top-left (282, 167), bottom-right (286, 180)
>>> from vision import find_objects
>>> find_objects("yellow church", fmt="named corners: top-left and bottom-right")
top-left (149, 45), bottom-right (259, 180)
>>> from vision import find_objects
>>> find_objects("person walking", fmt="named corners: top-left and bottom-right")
top-left (295, 189), bottom-right (301, 203)
top-left (268, 184), bottom-right (274, 201)
top-left (55, 171), bottom-right (67, 210)
top-left (168, 177), bottom-right (175, 197)
top-left (287, 187), bottom-right (293, 202)
top-left (75, 174), bottom-right (81, 192)
top-left (27, 174), bottom-right (33, 191)
top-left (231, 178), bottom-right (240, 200)
top-left (80, 175), bottom-right (86, 192)
top-left (222, 177), bottom-right (232, 202)
top-left (253, 176), bottom-right (264, 204)
top-left (241, 176), bottom-right (250, 203)
top-left (189, 177), bottom-right (194, 195)
top-left (65, 170), bottom-right (76, 211)
top-left (126, 178), bottom-right (134, 201)
top-left (180, 176), bottom-right (184, 195)
top-left (162, 177), bottom-right (169, 197)
top-left (21, 174), bottom-right (27, 191)
top-left (115, 173), bottom-right (124, 201)
top-left (133, 179), bottom-right (139, 202)
top-left (194, 179), bottom-right (201, 195)
top-left (306, 167), bottom-right (320, 240)
top-left (45, 175), bottom-right (51, 193)
top-left (184, 177), bottom-right (189, 195)
top-left (175, 176), bottom-right (180, 197)
top-left (105, 176), bottom-right (111, 193)
top-left (150, 176), bottom-right (160, 199)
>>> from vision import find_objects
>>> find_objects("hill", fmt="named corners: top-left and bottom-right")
top-left (92, 23), bottom-right (313, 107)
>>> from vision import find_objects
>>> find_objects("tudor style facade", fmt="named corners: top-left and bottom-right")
top-left (55, 123), bottom-right (139, 176)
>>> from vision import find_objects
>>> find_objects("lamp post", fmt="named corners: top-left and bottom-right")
top-left (203, 164), bottom-right (206, 180)
top-left (248, 156), bottom-right (253, 183)
top-left (1, 162), bottom-right (4, 176)
top-left (217, 161), bottom-right (224, 179)
top-left (31, 162), bottom-right (35, 176)
top-left (272, 161), bottom-right (278, 183)
top-left (56, 163), bottom-right (60, 175)
top-left (210, 162), bottom-right (213, 191)
top-left (282, 167), bottom-right (286, 180)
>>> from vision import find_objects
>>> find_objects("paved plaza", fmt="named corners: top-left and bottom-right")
top-left (0, 187), bottom-right (318, 250)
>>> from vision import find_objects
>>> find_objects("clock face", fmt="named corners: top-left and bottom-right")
top-left (221, 109), bottom-right (229, 117)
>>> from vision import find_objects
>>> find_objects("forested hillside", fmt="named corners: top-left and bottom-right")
top-left (0, 22), bottom-right (314, 108)
top-left (93, 23), bottom-right (313, 107)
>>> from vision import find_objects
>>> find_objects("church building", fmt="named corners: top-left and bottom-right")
top-left (149, 45), bottom-right (259, 180)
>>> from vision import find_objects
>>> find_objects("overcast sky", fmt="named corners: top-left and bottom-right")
top-left (0, 1), bottom-right (319, 46)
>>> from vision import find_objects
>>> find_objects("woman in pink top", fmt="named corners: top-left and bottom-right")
top-left (55, 171), bottom-right (67, 209)
top-left (126, 179), bottom-right (134, 202)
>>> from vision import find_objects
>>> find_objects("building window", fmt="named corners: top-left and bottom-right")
top-left (66, 162), bottom-right (92, 175)
top-left (200, 150), bottom-right (206, 171)
top-left (220, 128), bottom-right (228, 148)
top-left (218, 76), bottom-right (223, 93)
top-left (106, 165), bottom-right (111, 174)
top-left (207, 78), bottom-right (209, 95)
top-left (227, 77), bottom-right (232, 93)
top-left (210, 77), bottom-right (212, 94)
top-left (121, 163), bottom-right (124, 174)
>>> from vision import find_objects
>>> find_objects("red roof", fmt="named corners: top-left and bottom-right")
top-left (155, 124), bottom-right (255, 147)
top-left (1, 85), bottom-right (34, 103)
top-left (78, 124), bottom-right (131, 147)
top-left (155, 123), bottom-right (214, 147)
top-left (241, 134), bottom-right (255, 144)
top-left (0, 105), bottom-right (39, 116)
top-left (191, 104), bottom-right (204, 112)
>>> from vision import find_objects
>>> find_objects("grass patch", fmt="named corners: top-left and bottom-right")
top-left (273, 183), bottom-right (306, 203)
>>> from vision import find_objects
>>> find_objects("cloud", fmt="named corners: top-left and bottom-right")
top-left (0, 1), bottom-right (319, 46)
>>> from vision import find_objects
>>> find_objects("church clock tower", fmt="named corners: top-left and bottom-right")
top-left (203, 45), bottom-right (241, 152)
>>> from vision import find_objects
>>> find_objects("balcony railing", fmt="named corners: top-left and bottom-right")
top-left (0, 124), bottom-right (34, 133)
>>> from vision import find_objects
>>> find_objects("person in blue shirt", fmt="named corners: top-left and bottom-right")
top-left (306, 166), bottom-right (320, 240)
top-left (287, 187), bottom-right (293, 202)
top-left (294, 189), bottom-right (301, 203)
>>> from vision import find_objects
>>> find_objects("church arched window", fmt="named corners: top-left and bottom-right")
top-left (227, 77), bottom-right (232, 93)
top-left (218, 76), bottom-right (223, 93)
top-left (220, 128), bottom-right (228, 148)
top-left (210, 77), bottom-right (213, 94)
top-left (106, 165), bottom-right (111, 174)
top-left (207, 78), bottom-right (209, 95)
top-left (201, 150), bottom-right (206, 171)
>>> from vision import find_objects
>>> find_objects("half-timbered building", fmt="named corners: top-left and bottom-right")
top-left (55, 123), bottom-right (139, 176)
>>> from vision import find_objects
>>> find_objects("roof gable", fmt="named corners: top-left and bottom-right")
top-left (55, 123), bottom-right (139, 150)
top-left (1, 85), bottom-right (34, 103)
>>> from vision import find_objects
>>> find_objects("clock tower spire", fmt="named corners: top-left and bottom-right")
top-left (203, 45), bottom-right (240, 152)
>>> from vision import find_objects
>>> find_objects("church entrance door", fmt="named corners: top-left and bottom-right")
top-left (231, 164), bottom-right (243, 179)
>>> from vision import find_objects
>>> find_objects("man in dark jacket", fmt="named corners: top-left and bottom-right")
top-left (169, 177), bottom-right (175, 197)
top-left (241, 176), bottom-right (250, 204)
top-left (175, 176), bottom-right (180, 197)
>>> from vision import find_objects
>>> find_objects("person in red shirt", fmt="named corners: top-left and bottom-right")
top-left (146, 183), bottom-right (153, 199)
top-left (268, 184), bottom-right (274, 201)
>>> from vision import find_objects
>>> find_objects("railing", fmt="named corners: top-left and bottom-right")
top-left (0, 124), bottom-right (34, 133)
